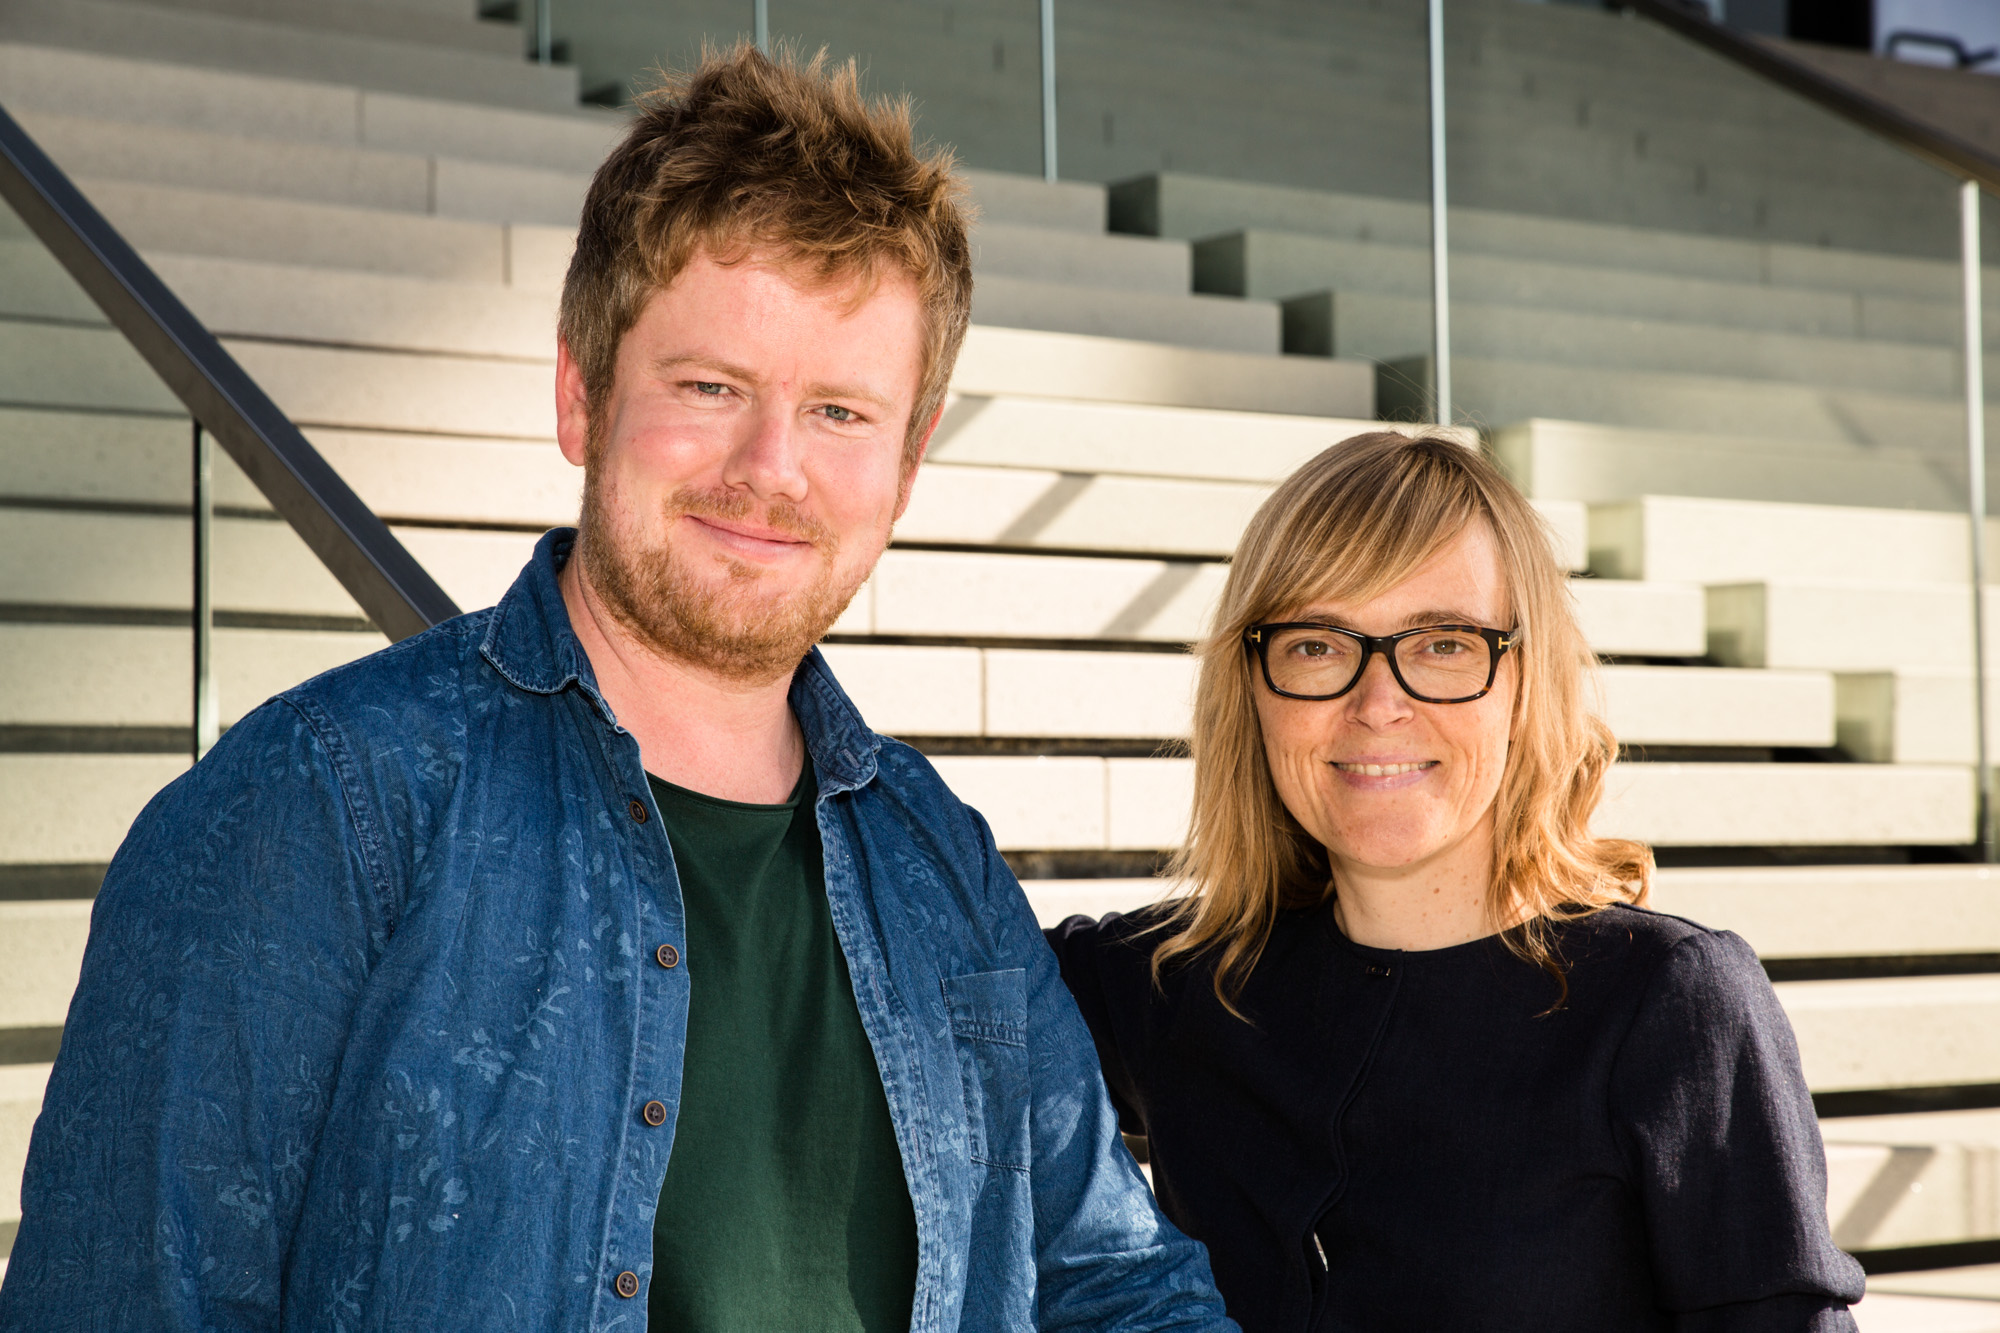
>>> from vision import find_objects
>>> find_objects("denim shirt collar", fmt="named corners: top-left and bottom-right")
top-left (478, 527), bottom-right (880, 794)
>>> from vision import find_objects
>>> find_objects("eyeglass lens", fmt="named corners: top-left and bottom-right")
top-left (1264, 626), bottom-right (1493, 700)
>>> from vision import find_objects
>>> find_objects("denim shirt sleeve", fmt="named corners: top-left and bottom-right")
top-left (955, 816), bottom-right (1236, 1333)
top-left (1608, 930), bottom-right (1865, 1331)
top-left (0, 697), bottom-right (389, 1332)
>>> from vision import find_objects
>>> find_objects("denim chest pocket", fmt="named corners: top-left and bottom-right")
top-left (942, 968), bottom-right (1031, 1172)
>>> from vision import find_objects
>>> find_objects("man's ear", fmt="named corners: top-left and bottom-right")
top-left (891, 403), bottom-right (944, 521)
top-left (555, 338), bottom-right (592, 468)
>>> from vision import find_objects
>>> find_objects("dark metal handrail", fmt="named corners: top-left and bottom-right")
top-left (0, 100), bottom-right (461, 642)
top-left (1621, 0), bottom-right (2000, 195)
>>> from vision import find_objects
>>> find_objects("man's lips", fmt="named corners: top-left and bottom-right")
top-left (684, 511), bottom-right (814, 556)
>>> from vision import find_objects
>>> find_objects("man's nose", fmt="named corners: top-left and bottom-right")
top-left (723, 401), bottom-right (809, 502)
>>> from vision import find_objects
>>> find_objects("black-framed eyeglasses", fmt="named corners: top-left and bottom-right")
top-left (1244, 622), bottom-right (1519, 704)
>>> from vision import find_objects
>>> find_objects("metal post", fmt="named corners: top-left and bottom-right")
top-left (1039, 0), bottom-right (1057, 183)
top-left (754, 0), bottom-right (768, 52)
top-left (192, 421), bottom-right (218, 762)
top-left (1964, 180), bottom-right (1994, 861)
top-left (1427, 0), bottom-right (1452, 427)
top-left (534, 0), bottom-right (552, 66)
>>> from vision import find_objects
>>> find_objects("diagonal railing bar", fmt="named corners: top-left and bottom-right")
top-left (1620, 0), bottom-right (2000, 192)
top-left (0, 100), bottom-right (460, 643)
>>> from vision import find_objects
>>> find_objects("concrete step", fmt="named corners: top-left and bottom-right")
top-left (1649, 865), bottom-right (2000, 961)
top-left (971, 221), bottom-right (1190, 295)
top-left (1590, 495), bottom-right (2000, 586)
top-left (1591, 764), bottom-right (1974, 847)
top-left (954, 328), bottom-right (1373, 416)
top-left (1569, 578), bottom-right (1706, 659)
top-left (146, 250), bottom-right (561, 360)
top-left (927, 397), bottom-right (1382, 483)
top-left (0, 624), bottom-right (384, 730)
top-left (1117, 172), bottom-right (1986, 303)
top-left (1825, 1109), bottom-right (2000, 1253)
top-left (82, 178), bottom-right (535, 285)
top-left (1783, 977), bottom-right (2000, 1092)
top-left (113, 0), bottom-right (524, 57)
top-left (0, 504), bottom-right (536, 621)
top-left (0, 0), bottom-right (582, 112)
top-left (970, 273), bottom-right (1279, 355)
top-left (1388, 353), bottom-right (1995, 465)
top-left (18, 108), bottom-right (594, 226)
top-left (0, 903), bottom-right (87, 1031)
top-left (0, 754), bottom-right (188, 865)
top-left (1867, 1265), bottom-right (2000, 1310)
top-left (1837, 672), bottom-right (2000, 767)
top-left (1200, 228), bottom-right (1998, 347)
top-left (906, 465), bottom-right (1582, 567)
top-left (840, 549), bottom-right (1228, 644)
top-left (958, 170), bottom-right (1107, 234)
top-left (0, 42), bottom-right (624, 174)
top-left (1495, 419), bottom-right (1967, 513)
top-left (1594, 666), bottom-right (1833, 749)
top-left (1706, 582), bottom-right (2000, 674)
top-left (1, 1063), bottom-right (45, 1256)
top-left (1313, 290), bottom-right (1968, 402)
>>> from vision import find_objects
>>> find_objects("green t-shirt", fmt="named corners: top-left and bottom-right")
top-left (646, 765), bottom-right (918, 1333)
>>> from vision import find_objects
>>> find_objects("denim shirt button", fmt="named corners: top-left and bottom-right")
top-left (641, 1100), bottom-right (668, 1127)
top-left (614, 1271), bottom-right (640, 1299)
top-left (627, 799), bottom-right (648, 825)
top-left (655, 942), bottom-right (680, 969)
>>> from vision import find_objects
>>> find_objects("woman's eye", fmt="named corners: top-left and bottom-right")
top-left (1296, 641), bottom-right (1329, 658)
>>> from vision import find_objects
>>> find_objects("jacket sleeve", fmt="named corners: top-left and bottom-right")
top-left (958, 829), bottom-right (1235, 1333)
top-left (1608, 929), bottom-right (1866, 1332)
top-left (1043, 913), bottom-right (1150, 1138)
top-left (0, 698), bottom-right (390, 1333)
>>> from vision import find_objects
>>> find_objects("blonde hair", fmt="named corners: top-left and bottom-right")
top-left (1156, 431), bottom-right (1651, 1009)
top-left (559, 43), bottom-right (973, 468)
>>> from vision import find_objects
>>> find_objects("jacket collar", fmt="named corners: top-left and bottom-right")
top-left (480, 528), bottom-right (880, 793)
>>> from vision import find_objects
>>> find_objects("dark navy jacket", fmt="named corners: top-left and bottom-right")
top-left (1049, 899), bottom-right (1865, 1333)
top-left (0, 530), bottom-right (1235, 1333)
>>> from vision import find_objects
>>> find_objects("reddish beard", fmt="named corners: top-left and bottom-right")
top-left (575, 469), bottom-right (863, 683)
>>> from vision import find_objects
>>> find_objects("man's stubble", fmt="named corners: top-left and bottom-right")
top-left (574, 456), bottom-right (876, 685)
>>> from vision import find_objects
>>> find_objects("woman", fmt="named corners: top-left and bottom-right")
top-left (1047, 432), bottom-right (1863, 1332)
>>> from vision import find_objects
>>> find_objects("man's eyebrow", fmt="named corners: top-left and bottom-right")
top-left (803, 380), bottom-right (895, 411)
top-left (650, 353), bottom-right (761, 383)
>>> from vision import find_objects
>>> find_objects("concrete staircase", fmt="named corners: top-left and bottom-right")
top-left (2, 0), bottom-right (2000, 1320)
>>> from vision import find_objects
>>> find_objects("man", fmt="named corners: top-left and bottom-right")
top-left (0, 47), bottom-right (1236, 1333)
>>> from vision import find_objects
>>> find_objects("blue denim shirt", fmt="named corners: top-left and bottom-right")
top-left (0, 530), bottom-right (1235, 1333)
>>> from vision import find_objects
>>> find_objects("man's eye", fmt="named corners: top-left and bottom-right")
top-left (693, 381), bottom-right (726, 396)
top-left (823, 404), bottom-right (855, 422)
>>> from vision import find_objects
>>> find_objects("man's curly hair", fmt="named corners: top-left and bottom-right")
top-left (558, 43), bottom-right (974, 467)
